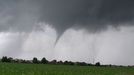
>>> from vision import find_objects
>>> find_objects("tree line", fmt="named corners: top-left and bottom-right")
top-left (0, 56), bottom-right (101, 66)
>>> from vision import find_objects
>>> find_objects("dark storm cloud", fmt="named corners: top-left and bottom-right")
top-left (37, 0), bottom-right (134, 43)
top-left (0, 0), bottom-right (134, 42)
top-left (0, 0), bottom-right (39, 32)
top-left (39, 0), bottom-right (134, 30)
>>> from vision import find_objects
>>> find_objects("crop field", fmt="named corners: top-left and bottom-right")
top-left (0, 63), bottom-right (134, 75)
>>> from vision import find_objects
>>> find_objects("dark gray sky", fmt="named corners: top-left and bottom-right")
top-left (1, 0), bottom-right (134, 36)
top-left (0, 0), bottom-right (134, 65)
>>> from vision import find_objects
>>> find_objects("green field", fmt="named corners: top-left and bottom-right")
top-left (0, 63), bottom-right (134, 75)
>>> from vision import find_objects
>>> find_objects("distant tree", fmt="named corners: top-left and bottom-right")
top-left (87, 63), bottom-right (93, 66)
top-left (63, 61), bottom-right (74, 65)
top-left (8, 57), bottom-right (13, 62)
top-left (75, 62), bottom-right (87, 66)
top-left (80, 62), bottom-right (87, 66)
top-left (64, 61), bottom-right (69, 65)
top-left (68, 61), bottom-right (74, 65)
top-left (24, 60), bottom-right (32, 64)
top-left (13, 59), bottom-right (21, 63)
top-left (95, 62), bottom-right (101, 66)
top-left (109, 64), bottom-right (112, 67)
top-left (41, 57), bottom-right (48, 64)
top-left (57, 60), bottom-right (63, 64)
top-left (1, 56), bottom-right (13, 62)
top-left (32, 57), bottom-right (38, 64)
top-left (1, 56), bottom-right (8, 62)
top-left (50, 60), bottom-right (57, 64)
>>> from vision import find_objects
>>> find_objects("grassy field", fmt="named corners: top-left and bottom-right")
top-left (0, 63), bottom-right (134, 75)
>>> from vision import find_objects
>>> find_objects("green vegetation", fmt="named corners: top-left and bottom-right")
top-left (0, 63), bottom-right (134, 75)
top-left (0, 56), bottom-right (134, 75)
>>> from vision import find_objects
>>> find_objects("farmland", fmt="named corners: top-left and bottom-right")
top-left (0, 63), bottom-right (134, 75)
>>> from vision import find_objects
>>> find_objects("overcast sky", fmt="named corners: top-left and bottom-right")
top-left (0, 0), bottom-right (134, 65)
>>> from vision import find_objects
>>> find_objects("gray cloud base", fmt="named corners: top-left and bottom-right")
top-left (0, 0), bottom-right (134, 42)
